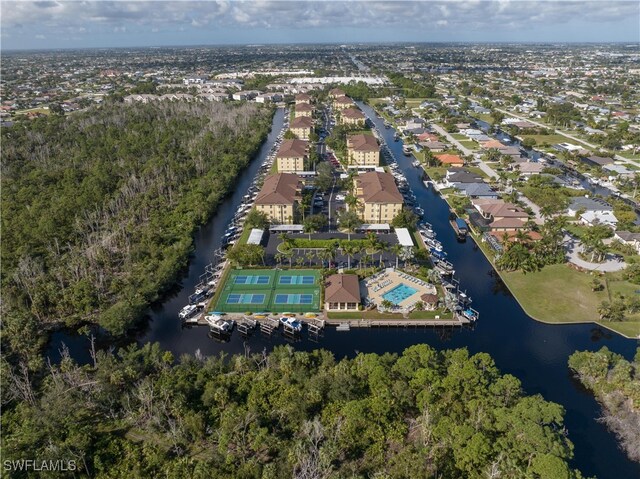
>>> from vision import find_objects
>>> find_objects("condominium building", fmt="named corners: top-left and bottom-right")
top-left (353, 172), bottom-right (403, 223)
top-left (276, 139), bottom-right (308, 173)
top-left (255, 173), bottom-right (302, 224)
top-left (347, 134), bottom-right (380, 167)
top-left (290, 116), bottom-right (314, 140)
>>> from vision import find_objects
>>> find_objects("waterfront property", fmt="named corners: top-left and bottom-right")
top-left (290, 116), bottom-right (314, 140)
top-left (276, 139), bottom-right (309, 172)
top-left (324, 273), bottom-right (361, 311)
top-left (353, 171), bottom-right (403, 223)
top-left (340, 107), bottom-right (366, 127)
top-left (255, 173), bottom-right (302, 224)
top-left (362, 269), bottom-right (438, 312)
top-left (294, 103), bottom-right (313, 118)
top-left (347, 133), bottom-right (380, 167)
top-left (214, 269), bottom-right (321, 313)
top-left (333, 95), bottom-right (354, 110)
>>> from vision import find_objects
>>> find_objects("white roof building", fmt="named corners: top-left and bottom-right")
top-left (395, 228), bottom-right (414, 248)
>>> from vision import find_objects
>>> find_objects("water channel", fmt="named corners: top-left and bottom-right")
top-left (48, 103), bottom-right (639, 478)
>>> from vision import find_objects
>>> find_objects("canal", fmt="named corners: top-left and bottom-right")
top-left (48, 103), bottom-right (639, 478)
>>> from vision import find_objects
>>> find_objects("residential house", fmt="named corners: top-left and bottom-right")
top-left (353, 172), bottom-right (404, 223)
top-left (516, 162), bottom-right (546, 177)
top-left (567, 197), bottom-right (613, 217)
top-left (420, 141), bottom-right (448, 152)
top-left (581, 210), bottom-right (618, 228)
top-left (444, 169), bottom-right (484, 187)
top-left (294, 103), bottom-right (313, 118)
top-left (472, 199), bottom-right (529, 231)
top-left (276, 139), bottom-right (308, 173)
top-left (324, 274), bottom-right (361, 311)
top-left (255, 173), bottom-right (302, 224)
top-left (347, 134), bottom-right (380, 167)
top-left (581, 156), bottom-right (614, 168)
top-left (290, 116), bottom-right (314, 140)
top-left (340, 107), bottom-right (366, 126)
top-left (435, 154), bottom-right (465, 167)
top-left (453, 182), bottom-right (499, 199)
top-left (614, 231), bottom-right (640, 253)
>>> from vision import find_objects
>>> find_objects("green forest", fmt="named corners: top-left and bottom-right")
top-left (1, 101), bottom-right (273, 366)
top-left (569, 347), bottom-right (640, 463)
top-left (1, 343), bottom-right (587, 479)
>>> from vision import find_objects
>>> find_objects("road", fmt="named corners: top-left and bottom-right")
top-left (431, 123), bottom-right (498, 179)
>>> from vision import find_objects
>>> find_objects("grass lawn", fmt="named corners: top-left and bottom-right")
top-left (469, 231), bottom-right (640, 338)
top-left (451, 133), bottom-right (467, 140)
top-left (521, 134), bottom-right (572, 147)
top-left (458, 140), bottom-right (479, 151)
top-left (465, 166), bottom-right (490, 179)
top-left (472, 113), bottom-right (494, 124)
top-left (15, 107), bottom-right (51, 116)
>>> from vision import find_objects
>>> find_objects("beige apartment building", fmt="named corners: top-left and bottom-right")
top-left (255, 173), bottom-right (301, 224)
top-left (328, 88), bottom-right (346, 99)
top-left (276, 139), bottom-right (308, 173)
top-left (290, 116), bottom-right (314, 140)
top-left (333, 95), bottom-right (354, 110)
top-left (294, 103), bottom-right (313, 118)
top-left (295, 93), bottom-right (312, 105)
top-left (341, 107), bottom-right (366, 126)
top-left (347, 134), bottom-right (380, 166)
top-left (353, 172), bottom-right (403, 223)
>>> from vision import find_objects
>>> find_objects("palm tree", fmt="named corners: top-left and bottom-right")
top-left (390, 243), bottom-right (404, 269)
top-left (278, 232), bottom-right (292, 251)
top-left (305, 250), bottom-right (316, 267)
top-left (364, 232), bottom-right (379, 269)
top-left (325, 242), bottom-right (338, 268)
top-left (342, 242), bottom-right (358, 269)
top-left (338, 209), bottom-right (362, 241)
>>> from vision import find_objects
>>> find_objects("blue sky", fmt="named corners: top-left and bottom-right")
top-left (1, 1), bottom-right (639, 50)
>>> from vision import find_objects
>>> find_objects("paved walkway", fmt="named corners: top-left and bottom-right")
top-left (563, 234), bottom-right (626, 272)
top-left (431, 123), bottom-right (498, 179)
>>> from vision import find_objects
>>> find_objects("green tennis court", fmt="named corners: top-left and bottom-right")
top-left (214, 269), bottom-right (320, 313)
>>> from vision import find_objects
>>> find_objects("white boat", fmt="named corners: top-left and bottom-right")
top-left (179, 304), bottom-right (199, 320)
top-left (206, 315), bottom-right (235, 333)
top-left (279, 316), bottom-right (303, 332)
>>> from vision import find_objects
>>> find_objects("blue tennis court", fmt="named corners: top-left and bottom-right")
top-left (226, 293), bottom-right (266, 304)
top-left (234, 275), bottom-right (270, 285)
top-left (279, 275), bottom-right (316, 285)
top-left (274, 293), bottom-right (314, 304)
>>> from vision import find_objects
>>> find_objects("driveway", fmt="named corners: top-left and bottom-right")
top-left (563, 234), bottom-right (626, 272)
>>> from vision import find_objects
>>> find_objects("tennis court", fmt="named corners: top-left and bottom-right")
top-left (214, 269), bottom-right (320, 313)
top-left (274, 293), bottom-right (314, 304)
top-left (279, 275), bottom-right (316, 285)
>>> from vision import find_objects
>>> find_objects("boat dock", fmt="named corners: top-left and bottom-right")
top-left (327, 317), bottom-right (469, 328)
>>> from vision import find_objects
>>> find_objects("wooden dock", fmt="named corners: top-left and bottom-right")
top-left (326, 318), bottom-right (469, 328)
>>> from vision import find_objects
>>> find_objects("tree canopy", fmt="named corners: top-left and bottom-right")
top-left (1, 343), bottom-right (587, 478)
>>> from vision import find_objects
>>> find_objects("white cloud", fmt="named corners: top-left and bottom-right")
top-left (1, 1), bottom-right (638, 37)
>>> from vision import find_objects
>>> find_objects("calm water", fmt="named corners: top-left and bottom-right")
top-left (47, 103), bottom-right (640, 478)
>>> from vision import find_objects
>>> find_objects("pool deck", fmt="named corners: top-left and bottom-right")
top-left (362, 269), bottom-right (438, 311)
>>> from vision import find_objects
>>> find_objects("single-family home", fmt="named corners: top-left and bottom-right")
top-left (567, 197), bottom-right (613, 217)
top-left (435, 154), bottom-right (465, 167)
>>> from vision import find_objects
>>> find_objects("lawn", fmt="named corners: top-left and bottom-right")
top-left (521, 134), bottom-right (572, 147)
top-left (469, 231), bottom-right (640, 338)
top-left (501, 265), bottom-right (640, 338)
top-left (451, 133), bottom-right (467, 140)
top-left (458, 140), bottom-right (479, 151)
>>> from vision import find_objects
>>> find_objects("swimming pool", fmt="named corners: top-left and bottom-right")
top-left (382, 283), bottom-right (418, 305)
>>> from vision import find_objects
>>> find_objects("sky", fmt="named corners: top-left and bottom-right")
top-left (1, 0), bottom-right (639, 50)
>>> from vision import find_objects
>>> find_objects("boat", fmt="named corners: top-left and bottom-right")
top-left (304, 312), bottom-right (318, 318)
top-left (394, 133), bottom-right (400, 141)
top-left (402, 144), bottom-right (412, 156)
top-left (384, 121), bottom-right (391, 129)
top-left (206, 314), bottom-right (235, 333)
top-left (451, 217), bottom-right (469, 238)
top-left (280, 316), bottom-right (303, 332)
top-left (461, 307), bottom-right (479, 322)
top-left (412, 160), bottom-right (421, 168)
top-left (189, 290), bottom-right (208, 304)
top-left (179, 304), bottom-right (199, 321)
